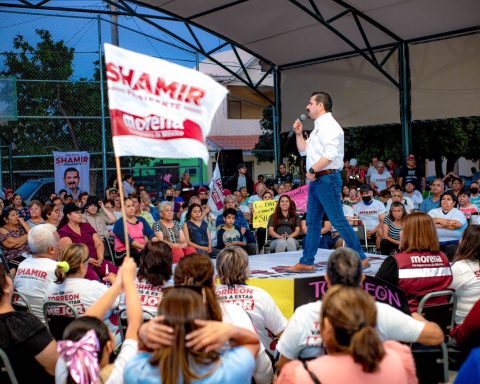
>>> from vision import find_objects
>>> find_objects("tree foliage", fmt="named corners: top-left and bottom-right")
top-left (1, 29), bottom-right (106, 172)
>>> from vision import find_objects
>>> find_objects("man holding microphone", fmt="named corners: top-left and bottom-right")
top-left (287, 92), bottom-right (369, 272)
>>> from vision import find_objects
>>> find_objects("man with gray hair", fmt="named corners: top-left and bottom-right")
top-left (13, 224), bottom-right (60, 323)
top-left (276, 247), bottom-right (444, 371)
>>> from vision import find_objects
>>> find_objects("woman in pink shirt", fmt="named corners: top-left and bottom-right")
top-left (112, 198), bottom-right (158, 264)
top-left (277, 286), bottom-right (417, 384)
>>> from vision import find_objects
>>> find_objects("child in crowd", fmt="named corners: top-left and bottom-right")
top-left (457, 189), bottom-right (479, 220)
top-left (56, 257), bottom-right (141, 384)
top-left (217, 208), bottom-right (256, 255)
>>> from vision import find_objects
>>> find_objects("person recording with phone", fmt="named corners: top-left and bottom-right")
top-left (287, 92), bottom-right (369, 273)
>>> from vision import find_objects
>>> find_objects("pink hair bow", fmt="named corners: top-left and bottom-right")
top-left (57, 329), bottom-right (100, 384)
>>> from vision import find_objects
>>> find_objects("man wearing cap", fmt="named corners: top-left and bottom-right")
top-left (226, 163), bottom-right (254, 195)
top-left (398, 154), bottom-right (425, 191)
top-left (287, 92), bottom-right (369, 273)
top-left (353, 185), bottom-right (387, 249)
top-left (82, 196), bottom-right (117, 240)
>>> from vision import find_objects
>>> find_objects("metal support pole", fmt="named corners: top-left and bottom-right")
top-left (0, 140), bottom-right (3, 190)
top-left (98, 16), bottom-right (108, 192)
top-left (110, 0), bottom-right (119, 46)
top-left (399, 42), bottom-right (412, 160)
top-left (273, 67), bottom-right (282, 171)
top-left (8, 143), bottom-right (13, 188)
top-left (195, 52), bottom-right (199, 71)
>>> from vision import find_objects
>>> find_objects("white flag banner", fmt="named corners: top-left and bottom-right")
top-left (208, 163), bottom-right (225, 216)
top-left (104, 44), bottom-right (228, 163)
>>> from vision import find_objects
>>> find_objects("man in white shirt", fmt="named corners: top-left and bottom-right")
top-left (122, 174), bottom-right (136, 196)
top-left (14, 224), bottom-right (60, 323)
top-left (370, 161), bottom-right (389, 194)
top-left (353, 184), bottom-right (387, 249)
top-left (287, 92), bottom-right (368, 273)
top-left (277, 248), bottom-right (444, 371)
top-left (366, 156), bottom-right (379, 183)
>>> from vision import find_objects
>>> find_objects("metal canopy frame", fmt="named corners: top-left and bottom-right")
top-left (2, 0), bottom-right (479, 165)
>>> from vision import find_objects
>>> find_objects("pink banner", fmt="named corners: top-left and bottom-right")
top-left (283, 184), bottom-right (309, 213)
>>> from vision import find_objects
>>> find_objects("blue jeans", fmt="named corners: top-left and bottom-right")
top-left (300, 172), bottom-right (366, 265)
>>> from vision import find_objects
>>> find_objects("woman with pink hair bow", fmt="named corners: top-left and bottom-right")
top-left (56, 257), bottom-right (142, 384)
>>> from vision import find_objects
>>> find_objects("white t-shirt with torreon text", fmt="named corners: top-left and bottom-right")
top-left (45, 278), bottom-right (120, 339)
top-left (353, 199), bottom-right (387, 231)
top-left (119, 278), bottom-right (165, 318)
top-left (216, 284), bottom-right (287, 356)
top-left (277, 300), bottom-right (424, 360)
top-left (14, 257), bottom-right (57, 323)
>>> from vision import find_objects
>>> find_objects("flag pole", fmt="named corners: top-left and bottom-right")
top-left (115, 155), bottom-right (131, 259)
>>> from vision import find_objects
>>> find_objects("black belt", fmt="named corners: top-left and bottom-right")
top-left (314, 169), bottom-right (338, 179)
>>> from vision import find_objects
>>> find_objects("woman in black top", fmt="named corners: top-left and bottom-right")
top-left (268, 195), bottom-right (301, 253)
top-left (0, 264), bottom-right (57, 383)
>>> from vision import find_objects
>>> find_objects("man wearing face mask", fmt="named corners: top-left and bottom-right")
top-left (162, 187), bottom-right (183, 214)
top-left (469, 181), bottom-right (480, 210)
top-left (353, 185), bottom-right (386, 249)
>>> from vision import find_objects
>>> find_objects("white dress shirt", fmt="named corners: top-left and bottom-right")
top-left (300, 112), bottom-right (344, 171)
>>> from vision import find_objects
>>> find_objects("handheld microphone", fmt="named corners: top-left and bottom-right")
top-left (288, 114), bottom-right (307, 139)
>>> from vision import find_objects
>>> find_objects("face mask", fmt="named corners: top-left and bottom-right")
top-left (165, 195), bottom-right (174, 201)
top-left (201, 198), bottom-right (209, 206)
top-left (361, 196), bottom-right (372, 203)
top-left (470, 188), bottom-right (478, 194)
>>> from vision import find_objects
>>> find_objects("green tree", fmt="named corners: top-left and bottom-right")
top-left (1, 29), bottom-right (105, 170)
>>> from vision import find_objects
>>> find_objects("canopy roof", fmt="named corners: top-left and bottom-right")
top-left (141, 0), bottom-right (480, 69)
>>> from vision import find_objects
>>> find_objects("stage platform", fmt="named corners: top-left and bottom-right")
top-left (241, 250), bottom-right (405, 317)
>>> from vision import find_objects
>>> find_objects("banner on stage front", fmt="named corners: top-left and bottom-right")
top-left (104, 44), bottom-right (228, 163)
top-left (253, 200), bottom-right (277, 229)
top-left (53, 151), bottom-right (90, 198)
top-left (283, 184), bottom-right (309, 213)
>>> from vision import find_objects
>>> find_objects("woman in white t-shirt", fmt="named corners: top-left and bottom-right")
top-left (428, 190), bottom-right (467, 260)
top-left (44, 244), bottom-right (119, 341)
top-left (449, 226), bottom-right (480, 324)
top-left (119, 241), bottom-right (173, 317)
top-left (216, 246), bottom-right (287, 356)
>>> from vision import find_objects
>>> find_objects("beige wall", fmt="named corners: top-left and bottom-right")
top-left (281, 34), bottom-right (480, 131)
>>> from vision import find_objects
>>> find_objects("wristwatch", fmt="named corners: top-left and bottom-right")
top-left (309, 167), bottom-right (315, 175)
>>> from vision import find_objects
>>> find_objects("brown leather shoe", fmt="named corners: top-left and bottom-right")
top-left (362, 259), bottom-right (371, 269)
top-left (286, 263), bottom-right (315, 273)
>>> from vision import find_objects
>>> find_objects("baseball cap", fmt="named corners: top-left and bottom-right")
top-left (63, 203), bottom-right (82, 215)
top-left (406, 154), bottom-right (415, 161)
top-left (197, 186), bottom-right (208, 193)
top-left (223, 188), bottom-right (232, 196)
top-left (108, 187), bottom-right (118, 193)
top-left (359, 184), bottom-right (372, 193)
top-left (349, 158), bottom-right (357, 167)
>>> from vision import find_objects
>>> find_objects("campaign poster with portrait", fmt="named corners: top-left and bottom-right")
top-left (53, 152), bottom-right (90, 198)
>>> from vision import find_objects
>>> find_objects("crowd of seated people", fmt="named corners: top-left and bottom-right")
top-left (0, 158), bottom-right (480, 382)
